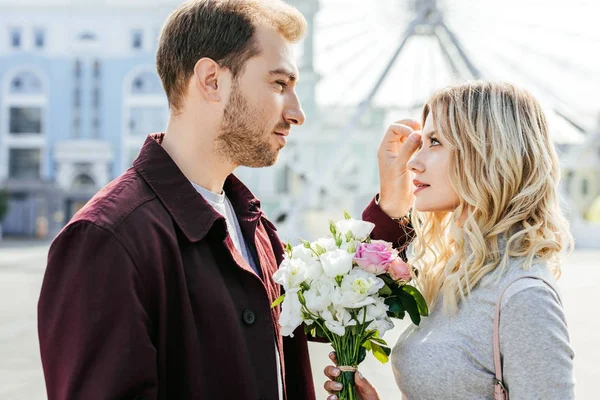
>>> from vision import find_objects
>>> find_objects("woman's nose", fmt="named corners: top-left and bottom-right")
top-left (407, 153), bottom-right (424, 173)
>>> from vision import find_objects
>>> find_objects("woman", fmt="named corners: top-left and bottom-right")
top-left (324, 81), bottom-right (575, 399)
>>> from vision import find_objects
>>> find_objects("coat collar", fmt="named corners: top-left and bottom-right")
top-left (133, 133), bottom-right (263, 242)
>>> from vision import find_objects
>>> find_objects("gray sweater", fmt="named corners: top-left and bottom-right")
top-left (391, 259), bottom-right (575, 399)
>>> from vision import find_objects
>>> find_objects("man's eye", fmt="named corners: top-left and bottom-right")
top-left (276, 81), bottom-right (287, 90)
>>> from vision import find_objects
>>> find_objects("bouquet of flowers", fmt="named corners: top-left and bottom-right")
top-left (272, 212), bottom-right (428, 400)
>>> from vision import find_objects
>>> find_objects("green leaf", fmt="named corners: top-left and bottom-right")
top-left (362, 340), bottom-right (372, 351)
top-left (399, 290), bottom-right (421, 325)
top-left (297, 291), bottom-right (306, 306)
top-left (370, 342), bottom-right (391, 364)
top-left (388, 309), bottom-right (405, 320)
top-left (369, 336), bottom-right (389, 346)
top-left (378, 284), bottom-right (393, 296)
top-left (345, 230), bottom-right (354, 242)
top-left (402, 285), bottom-right (429, 317)
top-left (285, 242), bottom-right (292, 256)
top-left (315, 243), bottom-right (327, 255)
top-left (329, 221), bottom-right (337, 236)
top-left (344, 210), bottom-right (352, 220)
top-left (384, 297), bottom-right (403, 314)
top-left (271, 294), bottom-right (285, 308)
top-left (357, 345), bottom-right (367, 364)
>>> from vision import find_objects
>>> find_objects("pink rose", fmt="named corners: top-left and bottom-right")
top-left (354, 242), bottom-right (395, 275)
top-left (388, 258), bottom-right (412, 281)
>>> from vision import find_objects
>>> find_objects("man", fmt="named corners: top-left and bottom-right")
top-left (38, 0), bottom-right (419, 399)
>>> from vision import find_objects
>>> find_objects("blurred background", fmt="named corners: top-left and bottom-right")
top-left (0, 0), bottom-right (598, 398)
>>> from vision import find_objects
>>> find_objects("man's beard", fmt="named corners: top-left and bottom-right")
top-left (215, 83), bottom-right (286, 168)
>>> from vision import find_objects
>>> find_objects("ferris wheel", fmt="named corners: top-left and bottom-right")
top-left (273, 0), bottom-right (600, 239)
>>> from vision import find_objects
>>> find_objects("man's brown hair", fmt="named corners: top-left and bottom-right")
top-left (156, 0), bottom-right (307, 112)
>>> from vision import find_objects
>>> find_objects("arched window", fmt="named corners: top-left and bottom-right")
top-left (9, 71), bottom-right (43, 95)
top-left (72, 174), bottom-right (96, 191)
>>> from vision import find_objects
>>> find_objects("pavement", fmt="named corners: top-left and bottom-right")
top-left (0, 242), bottom-right (598, 399)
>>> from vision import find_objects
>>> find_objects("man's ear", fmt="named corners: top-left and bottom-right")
top-left (192, 58), bottom-right (225, 102)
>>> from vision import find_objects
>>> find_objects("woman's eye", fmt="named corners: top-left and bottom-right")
top-left (430, 137), bottom-right (441, 147)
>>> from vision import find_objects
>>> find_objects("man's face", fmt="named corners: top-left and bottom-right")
top-left (215, 25), bottom-right (305, 168)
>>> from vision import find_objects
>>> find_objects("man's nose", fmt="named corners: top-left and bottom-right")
top-left (284, 96), bottom-right (305, 126)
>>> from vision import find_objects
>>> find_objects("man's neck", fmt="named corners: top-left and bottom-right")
top-left (162, 118), bottom-right (235, 194)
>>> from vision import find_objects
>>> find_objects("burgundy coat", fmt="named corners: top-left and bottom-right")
top-left (38, 134), bottom-right (413, 400)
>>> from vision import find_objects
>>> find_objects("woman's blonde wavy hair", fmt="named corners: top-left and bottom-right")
top-left (409, 81), bottom-right (573, 313)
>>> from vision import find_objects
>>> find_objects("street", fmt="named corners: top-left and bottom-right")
top-left (0, 243), bottom-right (598, 399)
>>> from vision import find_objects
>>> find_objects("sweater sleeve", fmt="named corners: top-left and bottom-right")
top-left (499, 286), bottom-right (575, 399)
top-left (361, 195), bottom-right (415, 255)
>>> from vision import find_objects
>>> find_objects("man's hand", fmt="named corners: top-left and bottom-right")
top-left (377, 119), bottom-right (422, 218)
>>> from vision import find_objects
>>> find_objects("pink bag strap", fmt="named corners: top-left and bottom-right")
top-left (493, 275), bottom-right (561, 400)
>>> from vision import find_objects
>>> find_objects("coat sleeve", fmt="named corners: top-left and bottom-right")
top-left (283, 327), bottom-right (317, 400)
top-left (362, 195), bottom-right (415, 257)
top-left (38, 221), bottom-right (157, 400)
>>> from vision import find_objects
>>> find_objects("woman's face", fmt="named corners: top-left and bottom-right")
top-left (407, 113), bottom-right (461, 213)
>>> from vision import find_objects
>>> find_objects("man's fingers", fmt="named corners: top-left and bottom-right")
top-left (324, 379), bottom-right (343, 394)
top-left (324, 365), bottom-right (340, 380)
top-left (328, 351), bottom-right (338, 365)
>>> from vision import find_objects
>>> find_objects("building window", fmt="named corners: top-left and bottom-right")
top-left (132, 30), bottom-right (143, 49)
top-left (9, 71), bottom-right (42, 95)
top-left (34, 28), bottom-right (45, 48)
top-left (9, 107), bottom-right (42, 134)
top-left (10, 28), bottom-right (21, 48)
top-left (93, 60), bottom-right (101, 78)
top-left (9, 149), bottom-right (41, 179)
top-left (131, 71), bottom-right (163, 94)
top-left (128, 107), bottom-right (166, 135)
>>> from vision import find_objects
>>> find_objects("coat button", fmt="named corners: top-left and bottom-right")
top-left (243, 309), bottom-right (256, 325)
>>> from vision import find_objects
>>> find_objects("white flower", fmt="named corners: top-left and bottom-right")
top-left (321, 306), bottom-right (357, 336)
top-left (279, 292), bottom-right (304, 337)
top-left (273, 258), bottom-right (308, 292)
top-left (357, 296), bottom-right (389, 322)
top-left (367, 317), bottom-right (394, 337)
top-left (320, 249), bottom-right (354, 278)
top-left (303, 276), bottom-right (336, 312)
top-left (292, 244), bottom-right (315, 262)
top-left (304, 259), bottom-right (323, 282)
top-left (331, 268), bottom-right (383, 308)
top-left (335, 219), bottom-right (375, 241)
top-left (312, 237), bottom-right (337, 252)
